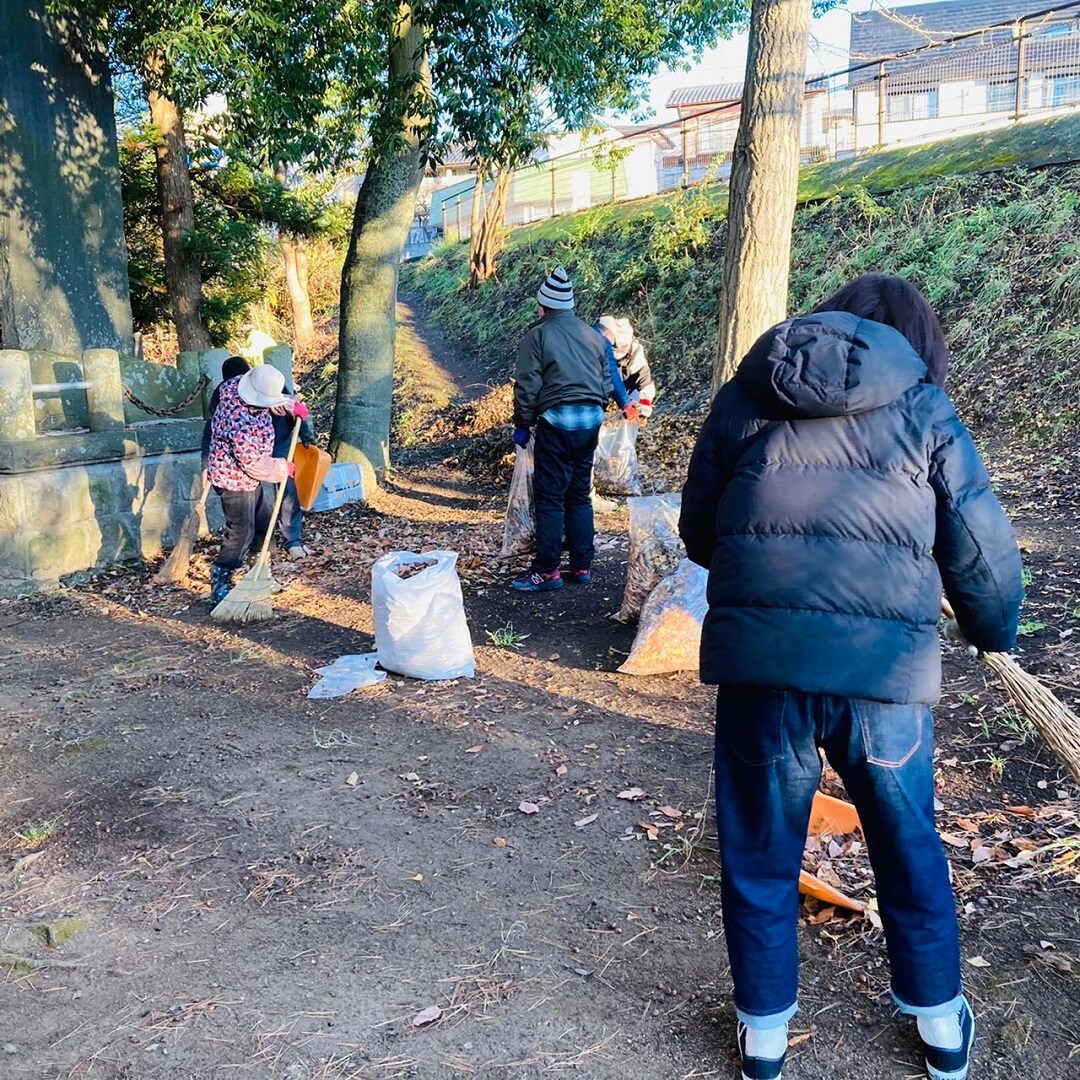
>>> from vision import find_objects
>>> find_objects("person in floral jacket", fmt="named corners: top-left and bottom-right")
top-left (207, 362), bottom-right (309, 605)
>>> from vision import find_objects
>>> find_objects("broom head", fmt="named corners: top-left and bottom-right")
top-left (210, 554), bottom-right (275, 624)
top-left (153, 501), bottom-right (206, 585)
top-left (981, 651), bottom-right (1080, 782)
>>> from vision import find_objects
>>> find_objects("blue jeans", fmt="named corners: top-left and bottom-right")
top-left (532, 418), bottom-right (600, 574)
top-left (714, 686), bottom-right (962, 1029)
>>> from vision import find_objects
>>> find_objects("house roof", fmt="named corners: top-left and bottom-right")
top-left (665, 83), bottom-right (744, 108)
top-left (851, 0), bottom-right (1035, 58)
top-left (850, 0), bottom-right (1078, 84)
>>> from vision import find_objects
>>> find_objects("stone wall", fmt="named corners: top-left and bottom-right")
top-left (0, 1), bottom-right (134, 355)
top-left (0, 450), bottom-right (220, 596)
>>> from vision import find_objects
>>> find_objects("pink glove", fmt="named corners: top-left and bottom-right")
top-left (286, 461), bottom-right (296, 478)
top-left (623, 404), bottom-right (639, 422)
top-left (292, 400), bottom-right (310, 421)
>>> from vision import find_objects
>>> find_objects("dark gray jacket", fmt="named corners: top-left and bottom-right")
top-left (680, 311), bottom-right (1023, 705)
top-left (514, 310), bottom-right (613, 426)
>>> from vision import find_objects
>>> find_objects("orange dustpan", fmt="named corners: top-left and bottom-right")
top-left (293, 444), bottom-right (332, 510)
top-left (800, 792), bottom-right (865, 913)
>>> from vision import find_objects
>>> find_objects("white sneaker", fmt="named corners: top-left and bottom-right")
top-left (286, 545), bottom-right (310, 560)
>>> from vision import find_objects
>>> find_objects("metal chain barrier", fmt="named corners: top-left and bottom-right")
top-left (123, 374), bottom-right (209, 418)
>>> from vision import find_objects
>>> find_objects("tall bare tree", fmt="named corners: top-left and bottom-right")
top-left (713, 0), bottom-right (812, 392)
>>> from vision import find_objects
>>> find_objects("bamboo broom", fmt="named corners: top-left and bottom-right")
top-left (211, 418), bottom-right (301, 625)
top-left (153, 479), bottom-right (211, 585)
top-left (942, 597), bottom-right (1080, 782)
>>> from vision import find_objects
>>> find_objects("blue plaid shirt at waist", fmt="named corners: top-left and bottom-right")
top-left (540, 403), bottom-right (605, 431)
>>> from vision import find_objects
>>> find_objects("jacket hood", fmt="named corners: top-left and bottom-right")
top-left (736, 311), bottom-right (928, 418)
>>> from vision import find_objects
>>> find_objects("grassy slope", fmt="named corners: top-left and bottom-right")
top-left (402, 114), bottom-right (1080, 445)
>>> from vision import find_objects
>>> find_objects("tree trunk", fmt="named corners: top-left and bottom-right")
top-left (329, 4), bottom-right (429, 488)
top-left (145, 56), bottom-right (211, 353)
top-left (712, 0), bottom-right (811, 393)
top-left (281, 234), bottom-right (316, 352)
top-left (468, 166), bottom-right (512, 287)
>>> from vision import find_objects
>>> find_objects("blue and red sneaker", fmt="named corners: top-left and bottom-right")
top-left (512, 569), bottom-right (563, 592)
top-left (568, 568), bottom-right (592, 584)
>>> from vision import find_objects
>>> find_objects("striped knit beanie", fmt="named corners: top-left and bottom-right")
top-left (536, 267), bottom-right (574, 310)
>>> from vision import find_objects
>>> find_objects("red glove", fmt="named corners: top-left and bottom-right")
top-left (292, 400), bottom-right (310, 421)
top-left (623, 404), bottom-right (638, 421)
top-left (286, 461), bottom-right (296, 478)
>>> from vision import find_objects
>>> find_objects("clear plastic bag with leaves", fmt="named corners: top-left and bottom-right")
top-left (594, 418), bottom-right (641, 496)
top-left (618, 559), bottom-right (707, 676)
top-left (617, 493), bottom-right (685, 623)
top-left (501, 443), bottom-right (535, 558)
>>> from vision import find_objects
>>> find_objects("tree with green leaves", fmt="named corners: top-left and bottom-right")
top-left (54, 0), bottom-right (347, 351)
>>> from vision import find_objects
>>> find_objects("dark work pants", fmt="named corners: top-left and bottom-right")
top-left (532, 418), bottom-right (600, 574)
top-left (214, 485), bottom-right (272, 569)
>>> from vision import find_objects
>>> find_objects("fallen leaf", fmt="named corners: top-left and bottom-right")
top-left (555, 765), bottom-right (568, 777)
top-left (971, 846), bottom-right (993, 864)
top-left (345, 771), bottom-right (358, 787)
top-left (411, 1005), bottom-right (441, 1027)
top-left (1006, 805), bottom-right (1035, 817)
top-left (583, 743), bottom-right (598, 750)
top-left (617, 787), bottom-right (645, 801)
top-left (939, 832), bottom-right (969, 848)
top-left (465, 745), bottom-right (482, 754)
top-left (808, 905), bottom-right (837, 925)
top-left (493, 836), bottom-right (508, 848)
top-left (519, 801), bottom-right (539, 815)
top-left (402, 772), bottom-right (420, 782)
top-left (574, 813), bottom-right (599, 828)
top-left (967, 956), bottom-right (991, 968)
top-left (411, 873), bottom-right (424, 882)
top-left (864, 897), bottom-right (883, 931)
top-left (656, 806), bottom-right (683, 819)
top-left (787, 1031), bottom-right (813, 1048)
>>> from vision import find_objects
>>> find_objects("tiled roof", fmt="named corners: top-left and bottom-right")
top-left (666, 83), bottom-right (744, 108)
top-left (851, 0), bottom-right (1037, 62)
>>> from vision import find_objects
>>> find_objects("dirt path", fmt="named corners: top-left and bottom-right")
top-left (1, 311), bottom-right (1079, 1079)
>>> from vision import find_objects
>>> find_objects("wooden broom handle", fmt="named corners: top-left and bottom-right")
top-left (941, 596), bottom-right (956, 620)
top-left (195, 477), bottom-right (212, 512)
top-left (253, 417), bottom-right (303, 563)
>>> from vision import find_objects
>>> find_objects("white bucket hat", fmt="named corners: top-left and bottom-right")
top-left (237, 364), bottom-right (290, 408)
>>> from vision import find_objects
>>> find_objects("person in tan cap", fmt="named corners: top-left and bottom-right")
top-left (206, 362), bottom-right (309, 606)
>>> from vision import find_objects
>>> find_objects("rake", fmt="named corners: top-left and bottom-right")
top-left (211, 418), bottom-right (301, 625)
top-left (153, 479), bottom-right (211, 585)
top-left (942, 597), bottom-right (1080, 782)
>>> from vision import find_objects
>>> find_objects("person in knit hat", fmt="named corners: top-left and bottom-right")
top-left (511, 268), bottom-right (632, 591)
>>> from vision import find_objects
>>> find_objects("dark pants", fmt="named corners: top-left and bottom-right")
top-left (277, 477), bottom-right (303, 548)
top-left (532, 418), bottom-right (600, 574)
top-left (214, 486), bottom-right (272, 569)
top-left (714, 686), bottom-right (962, 1027)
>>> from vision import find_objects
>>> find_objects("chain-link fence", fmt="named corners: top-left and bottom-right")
top-left (420, 2), bottom-right (1080, 247)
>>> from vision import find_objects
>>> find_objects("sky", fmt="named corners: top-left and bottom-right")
top-left (623, 0), bottom-right (956, 122)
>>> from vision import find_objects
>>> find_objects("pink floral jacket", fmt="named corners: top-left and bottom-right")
top-left (207, 377), bottom-right (290, 491)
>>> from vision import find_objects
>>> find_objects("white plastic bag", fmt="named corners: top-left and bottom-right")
top-left (501, 444), bottom-right (535, 557)
top-left (594, 418), bottom-right (641, 496)
top-left (308, 653), bottom-right (386, 698)
top-left (618, 559), bottom-right (707, 676)
top-left (371, 550), bottom-right (475, 680)
top-left (617, 493), bottom-right (684, 623)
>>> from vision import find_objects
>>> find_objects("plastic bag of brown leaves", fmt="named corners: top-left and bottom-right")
top-left (617, 493), bottom-right (685, 623)
top-left (594, 418), bottom-right (641, 496)
top-left (618, 559), bottom-right (707, 676)
top-left (501, 443), bottom-right (535, 558)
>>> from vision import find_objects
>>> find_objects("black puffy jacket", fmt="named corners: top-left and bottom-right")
top-left (680, 311), bottom-right (1023, 705)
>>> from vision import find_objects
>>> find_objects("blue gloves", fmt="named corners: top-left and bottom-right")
top-left (513, 426), bottom-right (531, 448)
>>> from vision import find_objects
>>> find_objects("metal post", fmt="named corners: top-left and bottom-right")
top-left (877, 62), bottom-right (887, 147)
top-left (1014, 19), bottom-right (1027, 122)
top-left (680, 119), bottom-right (689, 187)
top-left (550, 163), bottom-right (556, 217)
top-left (852, 84), bottom-right (860, 155)
top-left (454, 196), bottom-right (462, 241)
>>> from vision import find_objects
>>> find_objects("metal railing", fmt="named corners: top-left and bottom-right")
top-left (418, 1), bottom-right (1080, 247)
